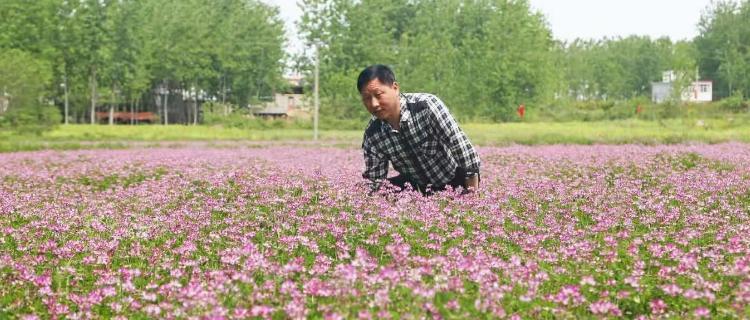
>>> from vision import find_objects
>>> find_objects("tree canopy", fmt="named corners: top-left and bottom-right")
top-left (0, 0), bottom-right (286, 124)
top-left (1, 0), bottom-right (748, 126)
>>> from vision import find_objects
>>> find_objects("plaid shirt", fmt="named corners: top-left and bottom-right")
top-left (362, 93), bottom-right (481, 191)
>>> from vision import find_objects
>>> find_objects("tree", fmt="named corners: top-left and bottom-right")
top-left (299, 0), bottom-right (557, 122)
top-left (695, 0), bottom-right (750, 99)
top-left (0, 49), bottom-right (61, 133)
top-left (558, 36), bottom-right (692, 101)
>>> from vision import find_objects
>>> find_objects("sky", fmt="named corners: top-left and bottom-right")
top-left (261, 0), bottom-right (715, 54)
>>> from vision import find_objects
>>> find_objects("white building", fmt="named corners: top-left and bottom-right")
top-left (651, 70), bottom-right (712, 103)
top-left (252, 75), bottom-right (309, 117)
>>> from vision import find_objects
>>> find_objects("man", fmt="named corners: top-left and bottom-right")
top-left (358, 64), bottom-right (481, 195)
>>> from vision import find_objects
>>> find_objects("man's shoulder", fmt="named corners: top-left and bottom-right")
top-left (403, 93), bottom-right (440, 113)
top-left (404, 93), bottom-right (448, 115)
top-left (403, 92), bottom-right (438, 104)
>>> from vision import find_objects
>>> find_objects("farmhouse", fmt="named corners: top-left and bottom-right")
top-left (651, 70), bottom-right (712, 103)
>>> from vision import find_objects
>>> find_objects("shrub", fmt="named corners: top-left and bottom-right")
top-left (0, 49), bottom-right (56, 134)
top-left (1, 104), bottom-right (62, 135)
top-left (719, 92), bottom-right (748, 113)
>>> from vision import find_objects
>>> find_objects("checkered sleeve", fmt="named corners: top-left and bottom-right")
top-left (426, 95), bottom-right (481, 175)
top-left (362, 135), bottom-right (388, 192)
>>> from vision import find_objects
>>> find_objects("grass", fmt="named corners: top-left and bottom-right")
top-left (465, 118), bottom-right (750, 145)
top-left (42, 124), bottom-right (362, 141)
top-left (0, 118), bottom-right (748, 153)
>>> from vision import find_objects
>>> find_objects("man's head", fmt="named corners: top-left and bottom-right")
top-left (357, 64), bottom-right (400, 123)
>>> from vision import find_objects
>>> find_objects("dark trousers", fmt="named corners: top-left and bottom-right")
top-left (387, 167), bottom-right (473, 195)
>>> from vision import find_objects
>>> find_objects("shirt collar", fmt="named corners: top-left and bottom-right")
top-left (379, 93), bottom-right (410, 133)
top-left (399, 93), bottom-right (411, 123)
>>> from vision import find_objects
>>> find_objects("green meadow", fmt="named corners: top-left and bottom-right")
top-left (1, 118), bottom-right (748, 153)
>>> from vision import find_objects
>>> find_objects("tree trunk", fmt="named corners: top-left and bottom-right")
top-left (185, 87), bottom-right (191, 125)
top-left (163, 80), bottom-right (169, 125)
top-left (108, 83), bottom-right (115, 125)
top-left (90, 66), bottom-right (97, 124)
top-left (193, 83), bottom-right (198, 125)
top-left (222, 73), bottom-right (226, 104)
top-left (193, 99), bottom-right (198, 125)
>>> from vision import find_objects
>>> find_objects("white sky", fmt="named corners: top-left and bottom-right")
top-left (262, 0), bottom-right (715, 53)
top-left (529, 0), bottom-right (713, 42)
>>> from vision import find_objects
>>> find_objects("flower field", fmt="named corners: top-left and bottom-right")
top-left (1, 144), bottom-right (749, 319)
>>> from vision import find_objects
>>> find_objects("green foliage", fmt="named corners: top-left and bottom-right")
top-left (203, 103), bottom-right (311, 130)
top-left (719, 92), bottom-right (749, 113)
top-left (1, 105), bottom-right (62, 135)
top-left (695, 0), bottom-right (750, 99)
top-left (537, 97), bottom-right (653, 122)
top-left (532, 96), bottom-right (750, 124)
top-left (318, 117), bottom-right (363, 130)
top-left (138, 0), bottom-right (285, 107)
top-left (559, 36), bottom-right (697, 101)
top-left (0, 0), bottom-right (286, 124)
top-left (1, 0), bottom-right (749, 126)
top-left (298, 0), bottom-right (748, 122)
top-left (654, 101), bottom-right (682, 120)
top-left (299, 0), bottom-right (556, 121)
top-left (0, 49), bottom-right (52, 107)
top-left (0, 48), bottom-right (60, 133)
top-left (0, 119), bottom-right (748, 154)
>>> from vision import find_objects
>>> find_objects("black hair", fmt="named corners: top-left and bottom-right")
top-left (357, 64), bottom-right (396, 93)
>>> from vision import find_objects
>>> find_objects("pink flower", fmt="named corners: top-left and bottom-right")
top-left (303, 278), bottom-right (332, 297)
top-left (580, 276), bottom-right (596, 286)
top-left (143, 304), bottom-right (161, 317)
top-left (694, 307), bottom-right (710, 318)
top-left (589, 300), bottom-right (622, 316)
top-left (357, 310), bottom-right (372, 320)
top-left (649, 299), bottom-right (667, 315)
top-left (324, 313), bottom-right (344, 320)
top-left (250, 305), bottom-right (274, 317)
top-left (446, 299), bottom-right (460, 311)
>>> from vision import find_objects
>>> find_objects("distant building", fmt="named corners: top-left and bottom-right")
top-left (252, 75), bottom-right (309, 117)
top-left (651, 70), bottom-right (712, 103)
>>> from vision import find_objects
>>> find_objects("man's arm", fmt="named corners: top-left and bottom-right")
top-left (425, 96), bottom-right (481, 189)
top-left (362, 140), bottom-right (389, 194)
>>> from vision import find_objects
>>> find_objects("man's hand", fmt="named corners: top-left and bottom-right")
top-left (464, 175), bottom-right (479, 193)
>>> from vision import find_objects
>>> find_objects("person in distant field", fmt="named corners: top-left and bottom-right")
top-left (358, 64), bottom-right (481, 195)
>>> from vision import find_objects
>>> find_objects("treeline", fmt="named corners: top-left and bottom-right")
top-left (299, 0), bottom-right (750, 121)
top-left (1, 0), bottom-right (748, 130)
top-left (0, 0), bottom-right (285, 129)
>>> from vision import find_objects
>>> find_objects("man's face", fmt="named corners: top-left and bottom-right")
top-left (360, 78), bottom-right (400, 122)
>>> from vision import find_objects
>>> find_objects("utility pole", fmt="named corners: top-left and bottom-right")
top-left (63, 74), bottom-right (69, 125)
top-left (162, 80), bottom-right (169, 125)
top-left (313, 44), bottom-right (320, 141)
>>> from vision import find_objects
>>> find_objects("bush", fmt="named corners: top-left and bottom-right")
top-left (0, 49), bottom-right (56, 134)
top-left (719, 93), bottom-right (748, 113)
top-left (655, 101), bottom-right (682, 119)
top-left (1, 104), bottom-right (62, 135)
top-left (571, 100), bottom-right (616, 111)
top-left (603, 102), bottom-right (637, 120)
top-left (533, 99), bottom-right (636, 122)
top-left (202, 103), bottom-right (311, 130)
